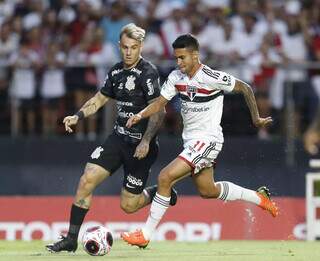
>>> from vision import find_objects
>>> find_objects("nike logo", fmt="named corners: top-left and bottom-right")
top-left (126, 183), bottom-right (135, 189)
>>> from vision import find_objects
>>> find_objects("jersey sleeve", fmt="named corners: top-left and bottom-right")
top-left (203, 68), bottom-right (236, 93)
top-left (160, 71), bottom-right (179, 101)
top-left (141, 67), bottom-right (161, 101)
top-left (99, 70), bottom-right (114, 98)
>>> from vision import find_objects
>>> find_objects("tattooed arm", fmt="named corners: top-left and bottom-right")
top-left (133, 98), bottom-right (166, 160)
top-left (142, 98), bottom-right (166, 143)
top-left (63, 91), bottom-right (109, 133)
top-left (233, 79), bottom-right (273, 128)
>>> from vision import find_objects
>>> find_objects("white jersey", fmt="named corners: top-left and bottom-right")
top-left (161, 64), bottom-right (236, 144)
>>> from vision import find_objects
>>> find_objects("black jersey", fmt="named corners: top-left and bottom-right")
top-left (100, 58), bottom-right (160, 144)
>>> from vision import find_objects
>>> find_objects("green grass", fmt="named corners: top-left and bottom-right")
top-left (0, 240), bottom-right (319, 261)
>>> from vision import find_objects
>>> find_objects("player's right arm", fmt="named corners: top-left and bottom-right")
top-left (126, 95), bottom-right (168, 128)
top-left (63, 91), bottom-right (109, 133)
top-left (126, 70), bottom-right (179, 128)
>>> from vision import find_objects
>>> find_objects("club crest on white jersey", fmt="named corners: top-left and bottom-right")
top-left (186, 85), bottom-right (197, 101)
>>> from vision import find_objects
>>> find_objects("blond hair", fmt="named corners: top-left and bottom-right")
top-left (120, 23), bottom-right (145, 42)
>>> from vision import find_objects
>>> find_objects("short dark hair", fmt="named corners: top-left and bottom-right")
top-left (172, 34), bottom-right (199, 51)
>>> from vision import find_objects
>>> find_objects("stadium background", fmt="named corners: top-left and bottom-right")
top-left (0, 0), bottom-right (319, 242)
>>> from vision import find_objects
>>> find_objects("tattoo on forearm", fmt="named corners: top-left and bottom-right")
top-left (242, 83), bottom-right (259, 121)
top-left (81, 100), bottom-right (97, 117)
top-left (142, 111), bottom-right (165, 142)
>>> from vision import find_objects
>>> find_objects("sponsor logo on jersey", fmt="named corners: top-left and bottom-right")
top-left (222, 75), bottom-right (231, 85)
top-left (118, 111), bottom-right (135, 118)
top-left (181, 103), bottom-right (210, 114)
top-left (116, 101), bottom-right (133, 106)
top-left (117, 105), bottom-right (135, 118)
top-left (127, 175), bottom-right (143, 187)
top-left (130, 67), bottom-right (142, 75)
top-left (146, 78), bottom-right (154, 95)
top-left (91, 146), bottom-right (104, 159)
top-left (125, 75), bottom-right (136, 91)
top-left (111, 69), bottom-right (123, 76)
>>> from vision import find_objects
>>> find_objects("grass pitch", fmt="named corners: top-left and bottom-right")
top-left (0, 240), bottom-right (319, 261)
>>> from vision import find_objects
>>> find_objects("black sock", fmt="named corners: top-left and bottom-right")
top-left (67, 204), bottom-right (89, 240)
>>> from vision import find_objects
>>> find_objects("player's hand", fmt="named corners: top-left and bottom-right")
top-left (126, 114), bottom-right (142, 128)
top-left (134, 140), bottom-right (149, 160)
top-left (303, 129), bottom-right (320, 155)
top-left (253, 117), bottom-right (273, 128)
top-left (63, 115), bottom-right (79, 133)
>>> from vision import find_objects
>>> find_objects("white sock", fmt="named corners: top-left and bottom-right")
top-left (142, 192), bottom-right (170, 240)
top-left (216, 181), bottom-right (260, 205)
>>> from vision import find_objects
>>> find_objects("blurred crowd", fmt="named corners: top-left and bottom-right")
top-left (0, 0), bottom-right (320, 140)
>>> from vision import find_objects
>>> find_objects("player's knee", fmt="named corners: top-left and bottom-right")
top-left (79, 173), bottom-right (95, 191)
top-left (158, 170), bottom-right (173, 188)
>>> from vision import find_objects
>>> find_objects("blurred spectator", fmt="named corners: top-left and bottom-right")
top-left (274, 0), bottom-right (311, 136)
top-left (10, 15), bottom-right (23, 42)
top-left (66, 25), bottom-right (99, 140)
top-left (154, 0), bottom-right (186, 20)
top-left (0, 20), bottom-right (17, 132)
top-left (100, 1), bottom-right (132, 49)
top-left (57, 0), bottom-right (76, 26)
top-left (9, 37), bottom-right (40, 136)
top-left (245, 33), bottom-right (282, 139)
top-left (0, 0), bottom-right (15, 26)
top-left (40, 41), bottom-right (66, 137)
top-left (159, 1), bottom-right (190, 58)
top-left (22, 0), bottom-right (45, 30)
top-left (42, 8), bottom-right (64, 49)
top-left (309, 0), bottom-right (320, 103)
top-left (88, 27), bottom-right (118, 87)
top-left (68, 0), bottom-right (93, 47)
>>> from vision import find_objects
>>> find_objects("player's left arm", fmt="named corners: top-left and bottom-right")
top-left (134, 98), bottom-right (165, 159)
top-left (141, 98), bottom-right (165, 144)
top-left (233, 79), bottom-right (273, 128)
top-left (133, 70), bottom-right (165, 159)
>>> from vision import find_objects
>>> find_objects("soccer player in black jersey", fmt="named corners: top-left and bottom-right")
top-left (46, 23), bottom-right (177, 253)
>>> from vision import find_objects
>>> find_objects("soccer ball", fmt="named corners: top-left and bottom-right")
top-left (82, 226), bottom-right (113, 256)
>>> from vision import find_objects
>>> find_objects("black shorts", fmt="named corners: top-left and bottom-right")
top-left (88, 132), bottom-right (159, 194)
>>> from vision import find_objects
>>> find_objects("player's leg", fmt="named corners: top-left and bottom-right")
top-left (119, 141), bottom-right (177, 214)
top-left (46, 163), bottom-right (110, 253)
top-left (193, 167), bottom-right (278, 217)
top-left (121, 157), bottom-right (191, 247)
top-left (46, 134), bottom-right (122, 253)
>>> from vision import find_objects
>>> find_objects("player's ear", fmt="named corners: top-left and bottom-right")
top-left (192, 50), bottom-right (199, 60)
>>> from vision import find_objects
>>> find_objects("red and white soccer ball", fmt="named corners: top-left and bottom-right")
top-left (82, 226), bottom-right (113, 256)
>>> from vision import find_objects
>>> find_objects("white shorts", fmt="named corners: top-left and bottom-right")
top-left (178, 139), bottom-right (223, 175)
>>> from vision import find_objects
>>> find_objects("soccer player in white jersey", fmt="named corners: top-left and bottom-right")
top-left (121, 34), bottom-right (279, 248)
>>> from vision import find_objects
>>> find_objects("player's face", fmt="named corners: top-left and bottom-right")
top-left (174, 48), bottom-right (199, 76)
top-left (119, 34), bottom-right (142, 68)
